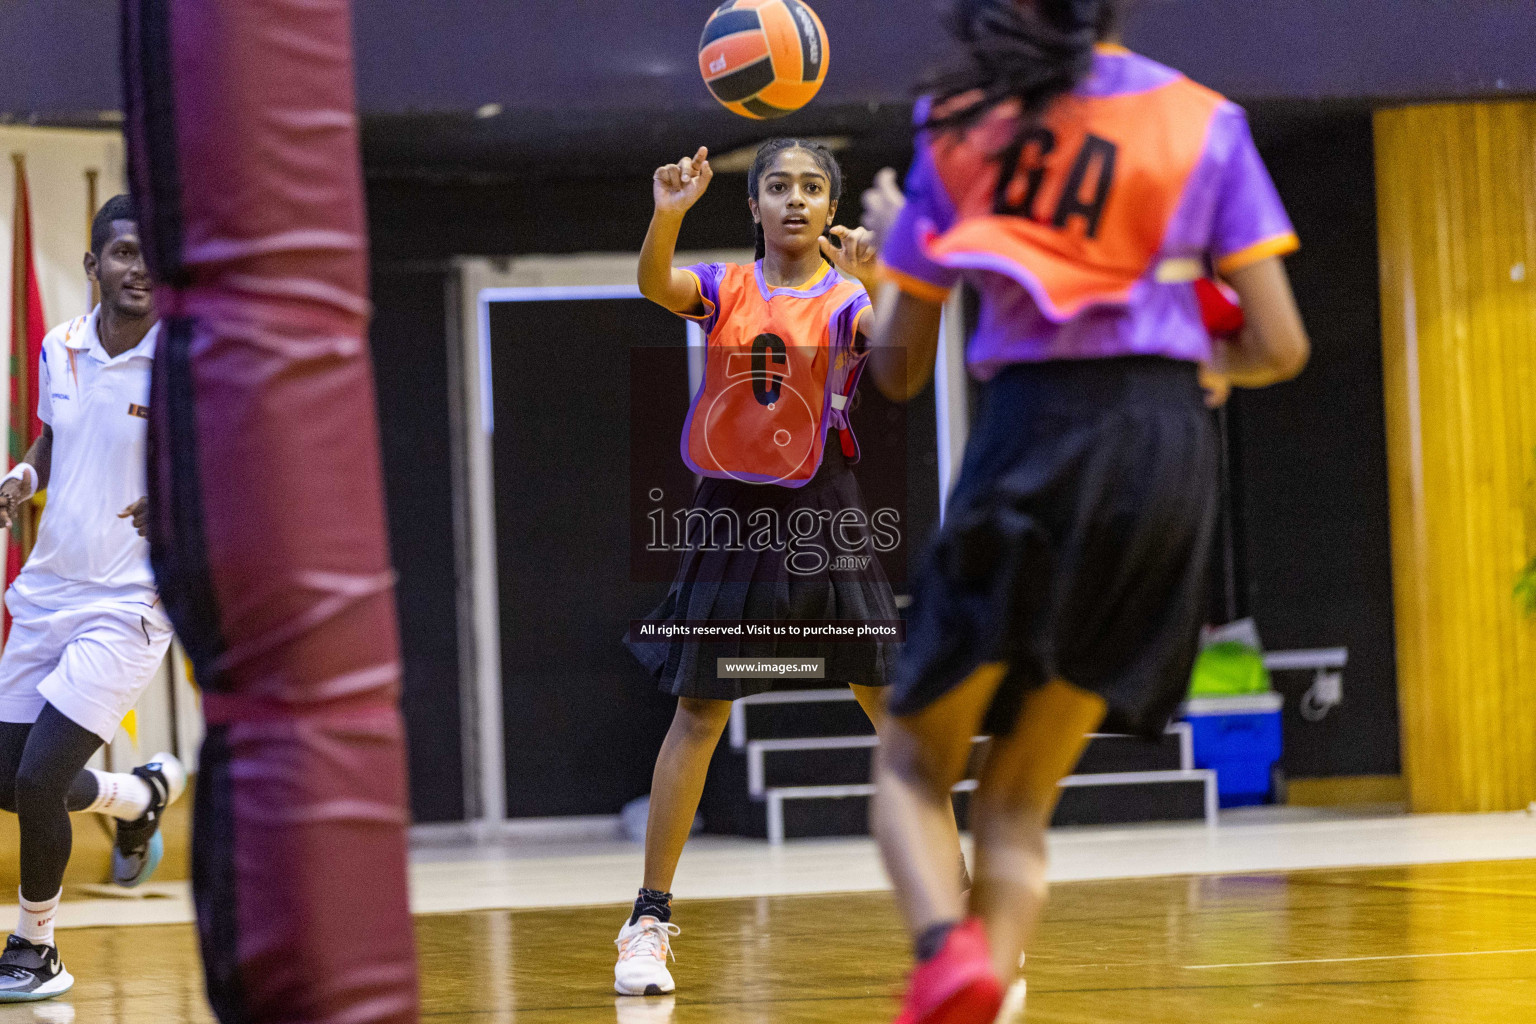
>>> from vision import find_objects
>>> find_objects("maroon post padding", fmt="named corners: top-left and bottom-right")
top-left (122, 1), bottom-right (419, 1021)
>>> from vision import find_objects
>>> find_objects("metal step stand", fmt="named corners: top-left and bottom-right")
top-left (725, 689), bottom-right (1219, 845)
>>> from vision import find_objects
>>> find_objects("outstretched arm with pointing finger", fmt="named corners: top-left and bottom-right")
top-left (639, 146), bottom-right (716, 315)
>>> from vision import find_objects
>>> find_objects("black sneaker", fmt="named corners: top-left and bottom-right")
top-left (112, 752), bottom-right (187, 888)
top-left (0, 936), bottom-right (72, 1002)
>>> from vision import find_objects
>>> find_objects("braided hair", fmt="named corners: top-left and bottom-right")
top-left (747, 138), bottom-right (844, 262)
top-left (922, 0), bottom-right (1122, 141)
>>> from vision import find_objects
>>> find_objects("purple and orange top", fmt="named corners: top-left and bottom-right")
top-left (880, 45), bottom-right (1298, 378)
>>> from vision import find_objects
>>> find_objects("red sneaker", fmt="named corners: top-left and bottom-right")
top-left (893, 919), bottom-right (1004, 1024)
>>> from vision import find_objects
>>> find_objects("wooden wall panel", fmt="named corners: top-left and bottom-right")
top-left (1376, 101), bottom-right (1536, 812)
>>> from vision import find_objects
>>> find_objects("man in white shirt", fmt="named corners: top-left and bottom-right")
top-left (0, 196), bottom-right (188, 1002)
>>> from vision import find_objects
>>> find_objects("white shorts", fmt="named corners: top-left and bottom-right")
top-left (0, 589), bottom-right (175, 742)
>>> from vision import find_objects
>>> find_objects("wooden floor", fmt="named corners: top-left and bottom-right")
top-left (13, 859), bottom-right (1536, 1023)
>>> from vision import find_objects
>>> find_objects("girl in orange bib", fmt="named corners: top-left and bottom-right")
top-left (615, 139), bottom-right (959, 996)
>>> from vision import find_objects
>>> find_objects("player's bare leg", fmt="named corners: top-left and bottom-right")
top-left (616, 697), bottom-right (733, 996)
top-left (642, 697), bottom-right (734, 894)
top-left (968, 680), bottom-right (1105, 979)
top-left (873, 665), bottom-right (1003, 944)
top-left (853, 682), bottom-right (970, 892)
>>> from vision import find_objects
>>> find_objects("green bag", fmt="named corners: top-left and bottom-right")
top-left (1189, 641), bottom-right (1272, 697)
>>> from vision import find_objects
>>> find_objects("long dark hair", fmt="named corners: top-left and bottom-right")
top-left (747, 138), bottom-right (844, 262)
top-left (922, 0), bottom-right (1122, 141)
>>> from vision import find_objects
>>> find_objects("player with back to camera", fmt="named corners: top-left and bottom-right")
top-left (615, 139), bottom-right (965, 997)
top-left (860, 1), bottom-right (1311, 1021)
top-left (0, 196), bottom-right (187, 1002)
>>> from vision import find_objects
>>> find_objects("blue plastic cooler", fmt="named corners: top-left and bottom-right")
top-left (1182, 693), bottom-right (1284, 807)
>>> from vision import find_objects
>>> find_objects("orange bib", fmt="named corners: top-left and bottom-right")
top-left (681, 262), bottom-right (869, 487)
top-left (926, 76), bottom-right (1225, 320)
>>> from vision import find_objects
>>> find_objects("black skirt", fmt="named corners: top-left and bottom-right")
top-left (888, 356), bottom-right (1218, 738)
top-left (627, 444), bottom-right (900, 700)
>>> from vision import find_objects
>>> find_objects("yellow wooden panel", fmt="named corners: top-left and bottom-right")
top-left (1286, 775), bottom-right (1407, 807)
top-left (1376, 101), bottom-right (1536, 812)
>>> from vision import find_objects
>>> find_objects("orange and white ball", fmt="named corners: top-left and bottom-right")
top-left (698, 0), bottom-right (830, 120)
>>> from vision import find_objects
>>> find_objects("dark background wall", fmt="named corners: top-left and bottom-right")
top-left (5, 1), bottom-right (1536, 122)
top-left (488, 298), bottom-right (682, 818)
top-left (370, 270), bottom-right (466, 823)
top-left (1233, 108), bottom-right (1400, 778)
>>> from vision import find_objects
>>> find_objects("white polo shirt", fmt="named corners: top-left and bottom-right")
top-left (10, 309), bottom-right (166, 623)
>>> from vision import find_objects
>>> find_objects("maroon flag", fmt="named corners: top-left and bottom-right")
top-left (7, 154), bottom-right (47, 636)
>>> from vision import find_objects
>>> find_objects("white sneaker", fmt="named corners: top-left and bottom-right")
top-left (112, 752), bottom-right (188, 888)
top-left (614, 916), bottom-right (680, 996)
top-left (994, 978), bottom-right (1027, 1023)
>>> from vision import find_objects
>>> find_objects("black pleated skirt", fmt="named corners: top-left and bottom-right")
top-left (888, 356), bottom-right (1218, 739)
top-left (627, 445), bottom-right (899, 700)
